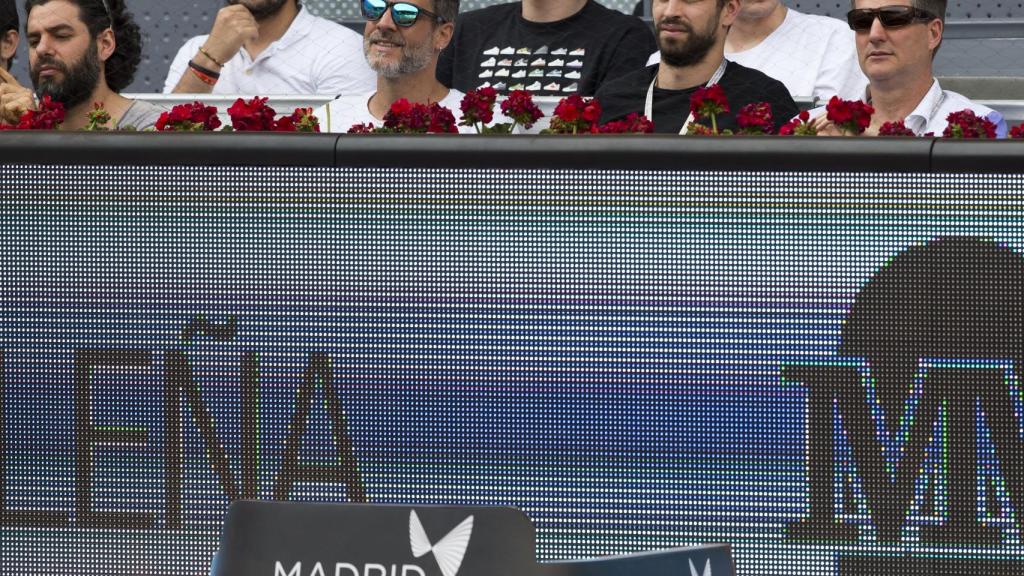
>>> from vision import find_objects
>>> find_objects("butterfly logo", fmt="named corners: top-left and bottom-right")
top-left (409, 510), bottom-right (474, 576)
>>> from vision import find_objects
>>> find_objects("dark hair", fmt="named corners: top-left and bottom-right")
top-left (433, 0), bottom-right (458, 24)
top-left (24, 0), bottom-right (141, 91)
top-left (1, 0), bottom-right (16, 69)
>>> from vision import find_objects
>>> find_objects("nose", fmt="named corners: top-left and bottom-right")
top-left (34, 34), bottom-right (56, 57)
top-left (867, 16), bottom-right (887, 42)
top-left (375, 5), bottom-right (399, 31)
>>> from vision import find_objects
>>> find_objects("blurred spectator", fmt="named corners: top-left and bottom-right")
top-left (1, 0), bottom-right (17, 70)
top-left (597, 0), bottom-right (797, 133)
top-left (811, 0), bottom-right (1007, 136)
top-left (437, 0), bottom-right (656, 97)
top-left (1, 0), bottom-right (163, 129)
top-left (164, 0), bottom-right (375, 95)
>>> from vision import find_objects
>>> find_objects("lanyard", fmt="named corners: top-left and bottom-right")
top-left (645, 59), bottom-right (729, 135)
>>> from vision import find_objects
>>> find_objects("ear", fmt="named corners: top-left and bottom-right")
top-left (720, 0), bottom-right (740, 28)
top-left (927, 18), bottom-right (943, 52)
top-left (0, 29), bottom-right (17, 63)
top-left (433, 21), bottom-right (454, 53)
top-left (96, 27), bottom-right (116, 63)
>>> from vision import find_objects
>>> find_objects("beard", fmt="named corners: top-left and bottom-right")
top-left (363, 30), bottom-right (434, 79)
top-left (31, 40), bottom-right (101, 109)
top-left (656, 16), bottom-right (719, 68)
top-left (228, 0), bottom-right (289, 21)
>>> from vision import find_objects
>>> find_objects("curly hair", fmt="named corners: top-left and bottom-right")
top-left (25, 0), bottom-right (142, 91)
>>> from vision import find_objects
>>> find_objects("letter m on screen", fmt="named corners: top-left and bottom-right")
top-left (782, 361), bottom-right (1023, 543)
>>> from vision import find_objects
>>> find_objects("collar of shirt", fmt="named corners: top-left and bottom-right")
top-left (238, 5), bottom-right (317, 66)
top-left (902, 78), bottom-right (942, 135)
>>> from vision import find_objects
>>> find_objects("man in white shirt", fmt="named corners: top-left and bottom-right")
top-left (813, 0), bottom-right (1006, 137)
top-left (317, 0), bottom-right (473, 133)
top-left (164, 0), bottom-right (375, 95)
top-left (648, 0), bottom-right (866, 102)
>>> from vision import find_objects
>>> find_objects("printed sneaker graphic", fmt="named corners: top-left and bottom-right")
top-left (570, 48), bottom-right (586, 56)
top-left (509, 83), bottom-right (525, 91)
top-left (534, 45), bottom-right (549, 54)
top-left (409, 510), bottom-right (474, 576)
top-left (516, 47), bottom-right (532, 54)
top-left (551, 47), bottom-right (568, 55)
top-left (494, 69), bottom-right (510, 77)
top-left (567, 59), bottom-right (583, 68)
top-left (562, 82), bottom-right (578, 92)
top-left (513, 58), bottom-right (529, 67)
top-left (546, 69), bottom-right (561, 77)
top-left (478, 69), bottom-right (494, 78)
top-left (530, 57), bottom-right (546, 67)
top-left (480, 57), bottom-right (496, 67)
top-left (497, 58), bottom-right (513, 66)
top-left (530, 69), bottom-right (545, 77)
top-left (543, 82), bottom-right (561, 91)
top-left (525, 81), bottom-right (542, 91)
top-left (548, 58), bottom-right (565, 67)
top-left (500, 46), bottom-right (515, 54)
top-left (564, 70), bottom-right (581, 80)
top-left (511, 70), bottom-right (526, 78)
top-left (483, 46), bottom-right (500, 55)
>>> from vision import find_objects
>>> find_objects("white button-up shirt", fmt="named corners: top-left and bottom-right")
top-left (164, 7), bottom-right (376, 97)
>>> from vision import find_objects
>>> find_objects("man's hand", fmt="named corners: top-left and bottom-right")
top-left (200, 5), bottom-right (260, 67)
top-left (0, 67), bottom-right (36, 125)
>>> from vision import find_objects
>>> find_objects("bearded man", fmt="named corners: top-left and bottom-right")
top-left (164, 0), bottom-right (375, 95)
top-left (596, 0), bottom-right (797, 134)
top-left (316, 0), bottom-right (479, 132)
top-left (0, 0), bottom-right (164, 129)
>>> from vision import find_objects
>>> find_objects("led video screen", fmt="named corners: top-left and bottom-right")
top-left (1, 167), bottom-right (1022, 575)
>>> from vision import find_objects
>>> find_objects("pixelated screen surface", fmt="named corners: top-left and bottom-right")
top-left (1, 167), bottom-right (1023, 575)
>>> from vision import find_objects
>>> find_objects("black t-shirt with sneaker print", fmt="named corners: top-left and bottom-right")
top-left (437, 0), bottom-right (656, 97)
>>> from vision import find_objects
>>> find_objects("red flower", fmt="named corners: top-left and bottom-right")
top-left (548, 94), bottom-right (602, 134)
top-left (459, 87), bottom-right (498, 129)
top-left (156, 101), bottom-right (222, 131)
top-left (878, 120), bottom-right (916, 137)
top-left (598, 112), bottom-right (654, 134)
top-left (778, 110), bottom-right (817, 136)
top-left (273, 107), bottom-right (319, 132)
top-left (228, 96), bottom-right (277, 131)
top-left (825, 96), bottom-right (873, 135)
top-left (7, 95), bottom-right (65, 130)
top-left (500, 89), bottom-right (544, 130)
top-left (690, 84), bottom-right (729, 118)
top-left (1011, 123), bottom-right (1024, 139)
top-left (943, 109), bottom-right (997, 139)
top-left (427, 102), bottom-right (458, 133)
top-left (389, 98), bottom-right (414, 118)
top-left (736, 102), bottom-right (773, 135)
top-left (379, 99), bottom-right (457, 133)
top-left (347, 123), bottom-right (376, 134)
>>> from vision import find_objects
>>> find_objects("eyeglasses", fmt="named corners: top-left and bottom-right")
top-left (361, 0), bottom-right (446, 27)
top-left (846, 6), bottom-right (938, 31)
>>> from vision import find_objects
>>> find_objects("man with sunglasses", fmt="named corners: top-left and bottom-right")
top-left (436, 0), bottom-right (656, 97)
top-left (595, 0), bottom-right (798, 134)
top-left (164, 0), bottom-right (375, 96)
top-left (1, 0), bottom-right (164, 129)
top-left (812, 0), bottom-right (1006, 136)
top-left (316, 0), bottom-right (478, 132)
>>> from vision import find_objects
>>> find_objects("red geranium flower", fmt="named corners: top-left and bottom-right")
top-left (459, 87), bottom-right (498, 130)
top-left (156, 101), bottom-right (221, 131)
top-left (736, 102), bottom-right (773, 135)
top-left (598, 112), bottom-right (654, 134)
top-left (5, 95), bottom-right (66, 130)
top-left (878, 120), bottom-right (916, 137)
top-left (500, 89), bottom-right (544, 130)
top-left (1011, 123), bottom-right (1024, 139)
top-left (548, 94), bottom-right (601, 134)
top-left (825, 96), bottom-right (873, 135)
top-left (228, 96), bottom-right (277, 131)
top-left (688, 84), bottom-right (729, 134)
top-left (778, 110), bottom-right (817, 136)
top-left (273, 107), bottom-right (320, 132)
top-left (943, 109), bottom-right (997, 138)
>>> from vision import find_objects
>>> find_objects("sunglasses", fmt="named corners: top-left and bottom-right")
top-left (361, 0), bottom-right (446, 27)
top-left (846, 6), bottom-right (938, 31)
